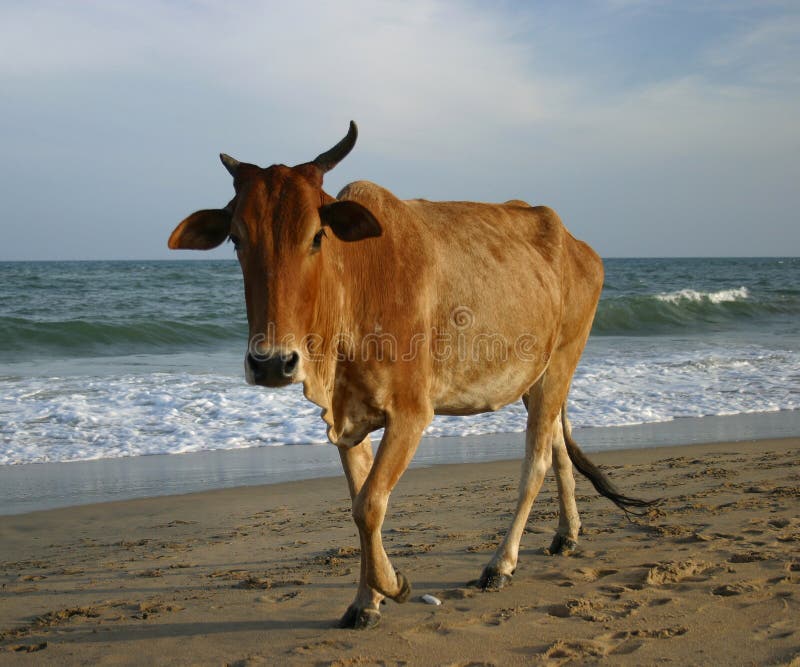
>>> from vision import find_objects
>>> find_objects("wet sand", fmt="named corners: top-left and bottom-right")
top-left (1, 438), bottom-right (798, 665)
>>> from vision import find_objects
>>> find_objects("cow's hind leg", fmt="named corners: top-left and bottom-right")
top-left (337, 436), bottom-right (385, 629)
top-left (478, 377), bottom-right (559, 590)
top-left (341, 408), bottom-right (432, 628)
top-left (546, 411), bottom-right (581, 555)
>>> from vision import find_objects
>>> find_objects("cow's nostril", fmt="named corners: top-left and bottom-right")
top-left (282, 351), bottom-right (299, 377)
top-left (246, 353), bottom-right (260, 370)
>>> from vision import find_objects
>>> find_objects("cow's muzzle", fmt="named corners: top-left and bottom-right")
top-left (246, 349), bottom-right (300, 387)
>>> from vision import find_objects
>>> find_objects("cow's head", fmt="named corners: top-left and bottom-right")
top-left (168, 122), bottom-right (382, 387)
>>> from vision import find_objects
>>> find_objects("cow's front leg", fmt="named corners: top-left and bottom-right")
top-left (336, 436), bottom-right (384, 629)
top-left (341, 409), bottom-right (431, 629)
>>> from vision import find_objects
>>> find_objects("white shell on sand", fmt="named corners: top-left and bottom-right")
top-left (421, 594), bottom-right (442, 606)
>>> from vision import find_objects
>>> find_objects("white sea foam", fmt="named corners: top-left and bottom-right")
top-left (1, 339), bottom-right (797, 466)
top-left (655, 286), bottom-right (750, 304)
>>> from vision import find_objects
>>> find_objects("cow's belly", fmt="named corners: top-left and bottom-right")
top-left (427, 288), bottom-right (558, 415)
top-left (425, 241), bottom-right (561, 414)
top-left (430, 356), bottom-right (545, 416)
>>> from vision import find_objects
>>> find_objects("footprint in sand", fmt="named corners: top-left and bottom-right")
top-left (255, 591), bottom-right (300, 603)
top-left (598, 584), bottom-right (629, 599)
top-left (132, 601), bottom-right (185, 619)
top-left (572, 566), bottom-right (619, 582)
top-left (587, 627), bottom-right (689, 658)
top-left (643, 559), bottom-right (712, 585)
top-left (2, 604), bottom-right (108, 646)
top-left (648, 597), bottom-right (673, 607)
top-left (6, 643), bottom-right (48, 653)
top-left (711, 582), bottom-right (758, 596)
top-left (480, 604), bottom-right (533, 626)
top-left (534, 638), bottom-right (608, 663)
top-left (728, 551), bottom-right (770, 563)
top-left (436, 588), bottom-right (475, 601)
top-left (546, 598), bottom-right (610, 622)
top-left (752, 618), bottom-right (796, 642)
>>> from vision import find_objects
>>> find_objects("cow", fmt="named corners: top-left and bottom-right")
top-left (168, 122), bottom-right (655, 629)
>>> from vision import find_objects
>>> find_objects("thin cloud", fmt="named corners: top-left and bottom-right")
top-left (705, 14), bottom-right (800, 86)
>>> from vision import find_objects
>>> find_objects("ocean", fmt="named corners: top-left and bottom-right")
top-left (1, 257), bottom-right (798, 470)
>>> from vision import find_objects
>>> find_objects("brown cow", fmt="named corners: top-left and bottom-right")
top-left (168, 122), bottom-right (654, 629)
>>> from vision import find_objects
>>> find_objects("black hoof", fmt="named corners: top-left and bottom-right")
top-left (337, 604), bottom-right (381, 630)
top-left (478, 567), bottom-right (512, 591)
top-left (545, 534), bottom-right (578, 556)
top-left (391, 571), bottom-right (412, 603)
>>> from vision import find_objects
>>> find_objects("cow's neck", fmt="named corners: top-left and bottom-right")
top-left (300, 233), bottom-right (391, 440)
top-left (300, 241), bottom-right (351, 426)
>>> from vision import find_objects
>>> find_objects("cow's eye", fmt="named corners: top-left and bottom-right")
top-left (311, 228), bottom-right (327, 252)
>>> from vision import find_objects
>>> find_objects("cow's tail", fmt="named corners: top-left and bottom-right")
top-left (561, 404), bottom-right (659, 517)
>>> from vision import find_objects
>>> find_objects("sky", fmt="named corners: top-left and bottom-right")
top-left (0, 0), bottom-right (798, 260)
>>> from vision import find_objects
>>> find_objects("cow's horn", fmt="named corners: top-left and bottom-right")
top-left (312, 121), bottom-right (358, 174)
top-left (220, 153), bottom-right (240, 177)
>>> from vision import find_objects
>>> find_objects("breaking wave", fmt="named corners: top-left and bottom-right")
top-left (593, 286), bottom-right (797, 335)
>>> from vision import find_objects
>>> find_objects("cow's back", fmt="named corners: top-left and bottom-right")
top-left (337, 181), bottom-right (600, 414)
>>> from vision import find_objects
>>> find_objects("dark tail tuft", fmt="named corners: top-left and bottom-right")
top-left (562, 406), bottom-right (660, 517)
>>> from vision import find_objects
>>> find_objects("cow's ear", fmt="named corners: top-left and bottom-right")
top-left (168, 209), bottom-right (231, 250)
top-left (319, 201), bottom-right (382, 242)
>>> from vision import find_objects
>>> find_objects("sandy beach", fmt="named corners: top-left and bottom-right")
top-left (1, 437), bottom-right (798, 665)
